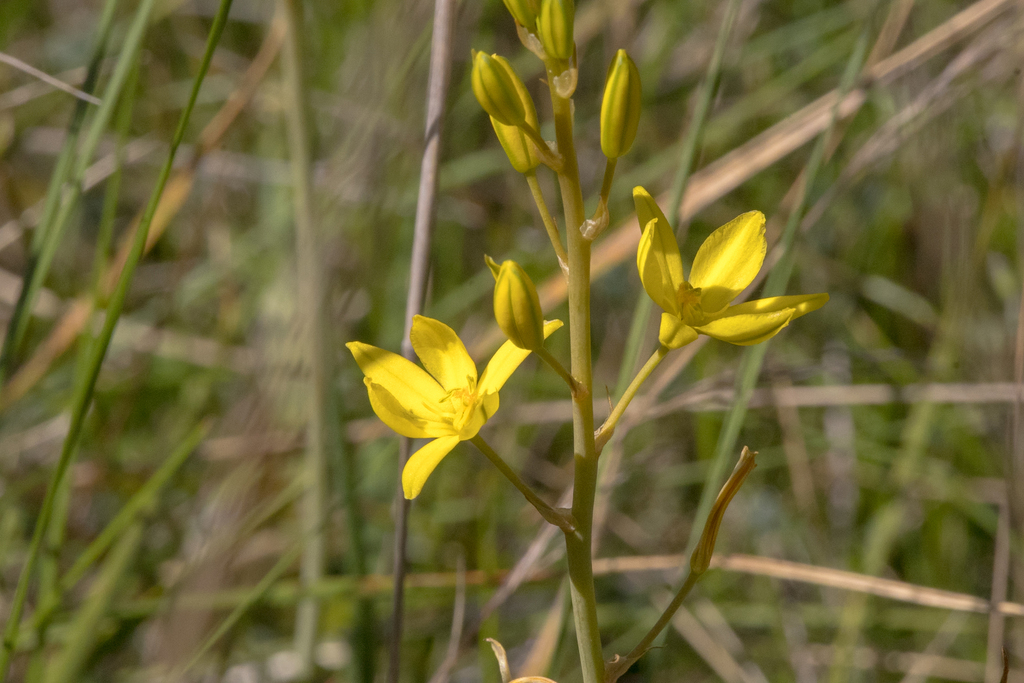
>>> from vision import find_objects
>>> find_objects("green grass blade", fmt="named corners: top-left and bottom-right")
top-left (42, 523), bottom-right (145, 683)
top-left (0, 0), bottom-right (234, 677)
top-left (1, 0), bottom-right (153, 374)
top-left (0, 0), bottom-right (120, 381)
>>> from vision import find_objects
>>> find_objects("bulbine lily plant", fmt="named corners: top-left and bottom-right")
top-left (349, 0), bottom-right (828, 680)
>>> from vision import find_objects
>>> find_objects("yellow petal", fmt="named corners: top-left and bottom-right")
top-left (478, 320), bottom-right (563, 395)
top-left (637, 218), bottom-right (685, 316)
top-left (633, 186), bottom-right (672, 236)
top-left (347, 341), bottom-right (446, 408)
top-left (481, 391), bottom-right (500, 420)
top-left (722, 293), bottom-right (828, 319)
top-left (410, 315), bottom-right (478, 392)
top-left (689, 211), bottom-right (766, 314)
top-left (366, 380), bottom-right (452, 439)
top-left (403, 435), bottom-right (461, 499)
top-left (658, 313), bottom-right (698, 349)
top-left (694, 309), bottom-right (793, 346)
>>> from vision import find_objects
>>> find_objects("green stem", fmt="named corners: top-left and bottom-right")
top-left (535, 346), bottom-right (578, 395)
top-left (471, 435), bottom-right (574, 532)
top-left (525, 171), bottom-right (568, 271)
top-left (546, 60), bottom-right (604, 683)
top-left (605, 571), bottom-right (701, 683)
top-left (521, 123), bottom-right (562, 170)
top-left (596, 344), bottom-right (668, 453)
top-left (598, 157), bottom-right (616, 209)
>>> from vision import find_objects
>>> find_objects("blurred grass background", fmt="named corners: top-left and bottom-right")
top-left (0, 0), bottom-right (1023, 681)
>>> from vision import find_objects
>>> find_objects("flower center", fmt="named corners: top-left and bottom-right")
top-left (676, 281), bottom-right (704, 326)
top-left (440, 376), bottom-right (481, 433)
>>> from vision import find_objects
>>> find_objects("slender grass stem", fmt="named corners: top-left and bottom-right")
top-left (669, 0), bottom-right (741, 243)
top-left (1, 0), bottom-right (153, 375)
top-left (279, 0), bottom-right (329, 674)
top-left (43, 523), bottom-right (144, 683)
top-left (23, 60), bottom-right (142, 678)
top-left (471, 435), bottom-right (575, 532)
top-left (596, 344), bottom-right (668, 453)
top-left (0, 0), bottom-right (120, 384)
top-left (0, 1), bottom-right (233, 677)
top-left (525, 171), bottom-right (568, 271)
top-left (179, 543), bottom-right (304, 676)
top-left (390, 2), bottom-right (456, 680)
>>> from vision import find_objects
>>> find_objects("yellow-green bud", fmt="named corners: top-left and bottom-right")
top-left (489, 57), bottom-right (541, 173)
top-left (537, 0), bottom-right (574, 61)
top-left (472, 52), bottom-right (527, 128)
top-left (487, 256), bottom-right (545, 351)
top-left (690, 446), bottom-right (757, 574)
top-left (502, 0), bottom-right (539, 31)
top-left (633, 185), bottom-right (671, 233)
top-left (600, 50), bottom-right (642, 159)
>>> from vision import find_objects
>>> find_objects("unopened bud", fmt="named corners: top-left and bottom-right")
top-left (489, 58), bottom-right (541, 173)
top-left (502, 0), bottom-right (539, 31)
top-left (600, 50), bottom-right (642, 159)
top-left (472, 52), bottom-right (527, 128)
top-left (537, 0), bottom-right (574, 61)
top-left (690, 447), bottom-right (757, 574)
top-left (633, 186), bottom-right (671, 234)
top-left (487, 256), bottom-right (545, 351)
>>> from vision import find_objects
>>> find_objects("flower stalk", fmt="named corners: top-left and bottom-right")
top-left (471, 436), bottom-right (575, 532)
top-left (348, 4), bottom-right (830, 678)
top-left (595, 344), bottom-right (669, 453)
top-left (545, 55), bottom-right (606, 683)
top-left (605, 447), bottom-right (758, 683)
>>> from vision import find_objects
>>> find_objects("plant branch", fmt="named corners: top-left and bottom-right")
top-left (605, 447), bottom-right (757, 683)
top-left (596, 344), bottom-right (668, 453)
top-left (525, 170), bottom-right (568, 272)
top-left (471, 436), bottom-right (575, 533)
top-left (536, 346), bottom-right (579, 395)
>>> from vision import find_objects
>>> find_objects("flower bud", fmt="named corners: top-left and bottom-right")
top-left (487, 256), bottom-right (545, 351)
top-left (502, 0), bottom-right (539, 31)
top-left (537, 0), bottom-right (574, 61)
top-left (600, 50), bottom-right (642, 159)
top-left (489, 58), bottom-right (541, 173)
top-left (472, 52), bottom-right (527, 128)
top-left (690, 446), bottom-right (757, 574)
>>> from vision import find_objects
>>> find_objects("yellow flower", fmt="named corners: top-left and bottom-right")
top-left (633, 186), bottom-right (828, 349)
top-left (347, 315), bottom-right (562, 499)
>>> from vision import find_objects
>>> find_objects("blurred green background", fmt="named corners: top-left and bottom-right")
top-left (0, 0), bottom-right (1023, 681)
